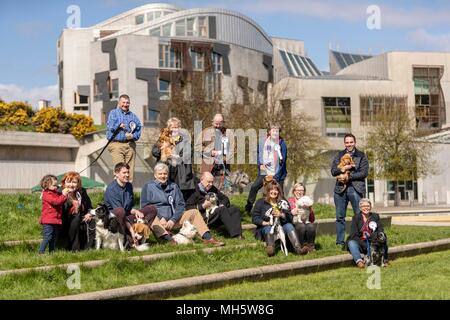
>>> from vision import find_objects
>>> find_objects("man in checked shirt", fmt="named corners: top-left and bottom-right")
top-left (106, 94), bottom-right (142, 183)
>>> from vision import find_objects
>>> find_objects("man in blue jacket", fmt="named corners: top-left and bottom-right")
top-left (331, 133), bottom-right (369, 248)
top-left (141, 163), bottom-right (225, 246)
top-left (106, 94), bottom-right (141, 183)
top-left (245, 124), bottom-right (287, 213)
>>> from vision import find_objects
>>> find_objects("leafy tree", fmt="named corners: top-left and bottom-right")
top-left (365, 105), bottom-right (436, 206)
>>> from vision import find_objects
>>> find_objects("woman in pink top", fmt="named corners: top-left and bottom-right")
top-left (288, 183), bottom-right (317, 253)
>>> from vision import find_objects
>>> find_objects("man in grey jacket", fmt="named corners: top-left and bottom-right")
top-left (141, 163), bottom-right (225, 246)
top-left (331, 133), bottom-right (369, 248)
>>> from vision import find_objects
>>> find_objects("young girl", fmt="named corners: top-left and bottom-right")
top-left (38, 174), bottom-right (68, 254)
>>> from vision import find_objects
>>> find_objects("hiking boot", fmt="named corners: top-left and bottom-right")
top-left (202, 238), bottom-right (225, 247)
top-left (264, 233), bottom-right (276, 257)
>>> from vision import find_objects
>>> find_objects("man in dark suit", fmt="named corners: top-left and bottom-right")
top-left (331, 133), bottom-right (369, 248)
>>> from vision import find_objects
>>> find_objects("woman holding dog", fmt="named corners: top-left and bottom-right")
top-left (347, 198), bottom-right (389, 268)
top-left (152, 117), bottom-right (196, 201)
top-left (251, 180), bottom-right (303, 256)
top-left (59, 171), bottom-right (96, 251)
top-left (288, 183), bottom-right (316, 254)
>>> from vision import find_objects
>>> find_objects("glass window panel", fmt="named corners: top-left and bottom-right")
top-left (135, 15), bottom-right (144, 25)
top-left (323, 97), bottom-right (337, 107)
top-left (286, 53), bottom-right (301, 76)
top-left (187, 18), bottom-right (195, 36)
top-left (293, 55), bottom-right (308, 77)
top-left (146, 12), bottom-right (154, 21)
top-left (150, 28), bottom-right (160, 37)
top-left (279, 50), bottom-right (294, 76)
top-left (175, 19), bottom-right (186, 36)
top-left (154, 11), bottom-right (161, 19)
top-left (162, 23), bottom-right (171, 37)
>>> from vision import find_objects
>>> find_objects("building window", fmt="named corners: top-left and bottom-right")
top-left (413, 66), bottom-right (445, 130)
top-left (198, 16), bottom-right (208, 37)
top-left (159, 79), bottom-right (170, 100)
top-left (204, 73), bottom-right (221, 101)
top-left (190, 50), bottom-right (204, 70)
top-left (79, 95), bottom-right (88, 104)
top-left (146, 12), bottom-right (154, 22)
top-left (322, 97), bottom-right (351, 137)
top-left (162, 23), bottom-right (172, 37)
top-left (149, 28), bottom-right (160, 37)
top-left (187, 18), bottom-right (195, 36)
top-left (159, 45), bottom-right (182, 69)
top-left (135, 14), bottom-right (144, 25)
top-left (387, 180), bottom-right (417, 201)
top-left (149, 109), bottom-right (160, 122)
top-left (175, 19), bottom-right (186, 37)
top-left (110, 79), bottom-right (119, 100)
top-left (154, 11), bottom-right (161, 19)
top-left (360, 95), bottom-right (407, 125)
top-left (93, 80), bottom-right (101, 102)
top-left (212, 52), bottom-right (222, 73)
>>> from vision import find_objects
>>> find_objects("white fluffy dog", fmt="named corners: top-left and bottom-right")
top-left (295, 196), bottom-right (314, 224)
top-left (173, 220), bottom-right (197, 244)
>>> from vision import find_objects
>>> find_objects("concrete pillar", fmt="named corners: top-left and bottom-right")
top-left (434, 191), bottom-right (439, 205)
top-left (422, 192), bottom-right (427, 206)
top-left (369, 192), bottom-right (375, 206)
top-left (383, 192), bottom-right (388, 207)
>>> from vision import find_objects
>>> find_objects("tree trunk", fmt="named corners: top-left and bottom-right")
top-left (394, 180), bottom-right (400, 207)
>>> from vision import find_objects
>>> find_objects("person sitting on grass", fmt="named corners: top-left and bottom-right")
top-left (38, 174), bottom-right (69, 254)
top-left (140, 163), bottom-right (225, 247)
top-left (347, 198), bottom-right (389, 268)
top-left (288, 183), bottom-right (317, 254)
top-left (251, 180), bottom-right (303, 256)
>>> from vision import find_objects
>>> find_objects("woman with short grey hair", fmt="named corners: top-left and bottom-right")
top-left (346, 197), bottom-right (389, 268)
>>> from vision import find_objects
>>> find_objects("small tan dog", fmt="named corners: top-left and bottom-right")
top-left (132, 221), bottom-right (151, 251)
top-left (158, 128), bottom-right (175, 162)
top-left (337, 153), bottom-right (355, 192)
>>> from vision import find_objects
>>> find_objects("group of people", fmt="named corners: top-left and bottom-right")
top-left (38, 94), bottom-right (388, 268)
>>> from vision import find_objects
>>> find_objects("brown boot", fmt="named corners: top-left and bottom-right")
top-left (264, 233), bottom-right (276, 257)
top-left (287, 231), bottom-right (305, 255)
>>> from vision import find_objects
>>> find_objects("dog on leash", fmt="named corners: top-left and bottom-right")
top-left (90, 204), bottom-right (125, 252)
top-left (172, 220), bottom-right (197, 244)
top-left (225, 170), bottom-right (251, 195)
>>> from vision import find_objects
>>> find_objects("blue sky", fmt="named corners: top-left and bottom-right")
top-left (1, 0), bottom-right (450, 106)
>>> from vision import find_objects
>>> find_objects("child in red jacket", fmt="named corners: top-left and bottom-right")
top-left (38, 175), bottom-right (69, 254)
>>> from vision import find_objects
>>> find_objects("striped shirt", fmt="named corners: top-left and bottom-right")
top-left (106, 107), bottom-right (142, 141)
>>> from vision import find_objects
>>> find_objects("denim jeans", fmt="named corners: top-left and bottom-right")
top-left (334, 185), bottom-right (362, 245)
top-left (261, 223), bottom-right (295, 236)
top-left (348, 239), bottom-right (389, 263)
top-left (39, 224), bottom-right (60, 254)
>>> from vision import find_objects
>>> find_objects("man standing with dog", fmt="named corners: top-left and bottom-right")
top-left (104, 162), bottom-right (170, 247)
top-left (141, 163), bottom-right (225, 246)
top-left (245, 124), bottom-right (287, 213)
top-left (331, 133), bottom-right (369, 249)
top-left (185, 172), bottom-right (244, 239)
top-left (106, 94), bottom-right (142, 183)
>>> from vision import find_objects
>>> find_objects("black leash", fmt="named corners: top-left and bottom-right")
top-left (78, 125), bottom-right (122, 175)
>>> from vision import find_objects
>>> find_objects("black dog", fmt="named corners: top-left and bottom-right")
top-left (368, 231), bottom-right (387, 266)
top-left (91, 204), bottom-right (125, 251)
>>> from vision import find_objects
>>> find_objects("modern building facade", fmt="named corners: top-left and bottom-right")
top-left (57, 3), bottom-right (450, 205)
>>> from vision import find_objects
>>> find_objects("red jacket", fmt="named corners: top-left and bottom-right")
top-left (39, 190), bottom-right (67, 225)
top-left (288, 197), bottom-right (315, 223)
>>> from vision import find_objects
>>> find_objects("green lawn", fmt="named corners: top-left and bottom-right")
top-left (175, 249), bottom-right (450, 300)
top-left (0, 192), bottom-right (344, 242)
top-left (0, 225), bottom-right (449, 299)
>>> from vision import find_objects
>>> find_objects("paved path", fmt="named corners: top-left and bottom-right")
top-left (392, 215), bottom-right (450, 227)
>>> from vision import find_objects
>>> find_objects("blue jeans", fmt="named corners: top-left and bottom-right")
top-left (348, 239), bottom-right (389, 263)
top-left (261, 223), bottom-right (295, 236)
top-left (39, 224), bottom-right (60, 254)
top-left (334, 185), bottom-right (362, 245)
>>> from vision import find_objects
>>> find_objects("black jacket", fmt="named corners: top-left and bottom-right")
top-left (185, 184), bottom-right (230, 218)
top-left (252, 198), bottom-right (293, 240)
top-left (331, 148), bottom-right (369, 195)
top-left (348, 212), bottom-right (384, 242)
top-left (152, 132), bottom-right (196, 191)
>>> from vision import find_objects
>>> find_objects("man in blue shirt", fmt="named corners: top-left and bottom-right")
top-left (106, 94), bottom-right (141, 183)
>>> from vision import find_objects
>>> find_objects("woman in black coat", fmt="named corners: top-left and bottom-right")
top-left (59, 172), bottom-right (96, 251)
top-left (347, 198), bottom-right (389, 268)
top-left (152, 117), bottom-right (196, 201)
top-left (251, 180), bottom-right (303, 256)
